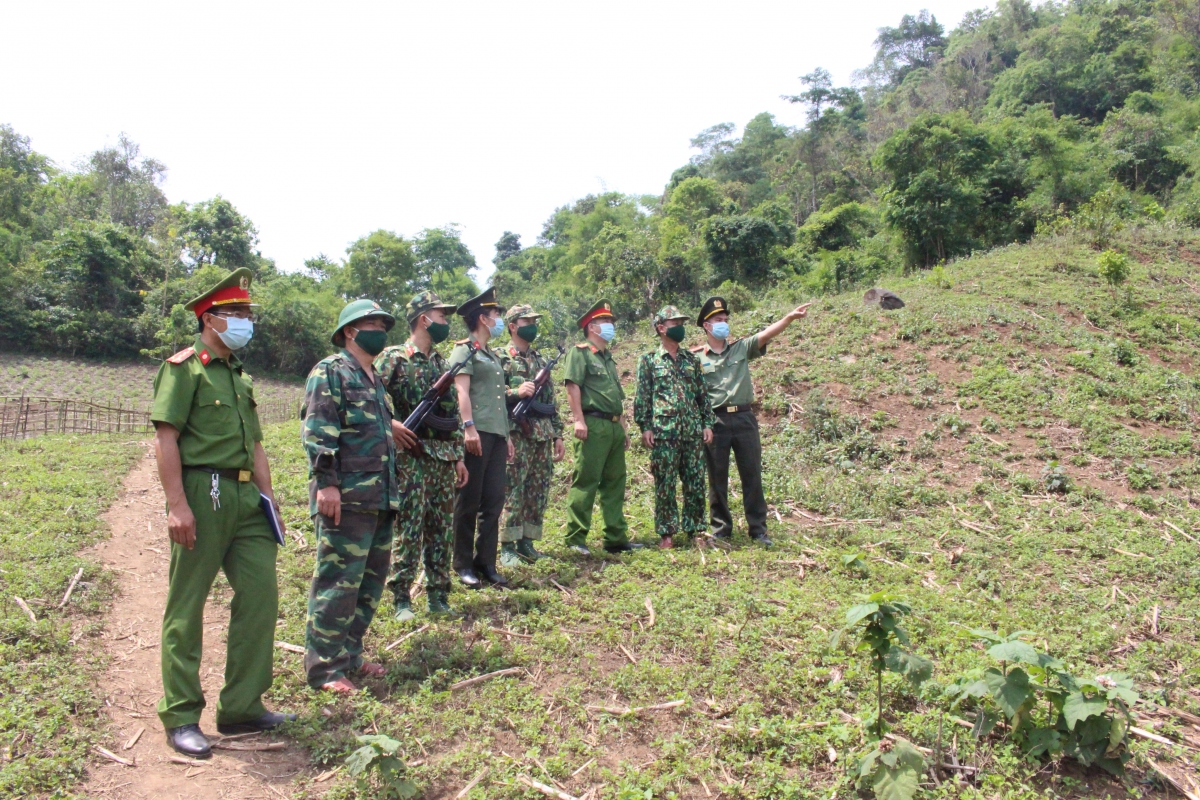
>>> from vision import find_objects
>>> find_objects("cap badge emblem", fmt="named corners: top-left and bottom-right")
top-left (239, 276), bottom-right (249, 290)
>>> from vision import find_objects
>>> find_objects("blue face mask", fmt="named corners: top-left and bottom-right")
top-left (216, 317), bottom-right (254, 350)
top-left (597, 322), bottom-right (616, 342)
top-left (488, 316), bottom-right (505, 337)
top-left (709, 321), bottom-right (730, 340)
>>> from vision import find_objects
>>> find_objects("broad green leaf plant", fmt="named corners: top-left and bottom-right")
top-left (344, 734), bottom-right (420, 799)
top-left (945, 631), bottom-right (1139, 774)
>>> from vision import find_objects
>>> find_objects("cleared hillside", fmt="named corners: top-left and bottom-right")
top-left (252, 226), bottom-right (1200, 798)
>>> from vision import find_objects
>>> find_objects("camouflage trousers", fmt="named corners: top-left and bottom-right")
top-left (304, 510), bottom-right (393, 688)
top-left (650, 437), bottom-right (706, 538)
top-left (388, 451), bottom-right (455, 599)
top-left (502, 433), bottom-right (554, 543)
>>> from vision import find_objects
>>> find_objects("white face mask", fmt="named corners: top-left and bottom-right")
top-left (488, 316), bottom-right (505, 337)
top-left (596, 322), bottom-right (616, 342)
top-left (216, 316), bottom-right (254, 350)
top-left (709, 321), bottom-right (730, 340)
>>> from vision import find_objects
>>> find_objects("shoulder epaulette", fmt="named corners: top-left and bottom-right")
top-left (689, 344), bottom-right (706, 353)
top-left (575, 342), bottom-right (590, 348)
top-left (455, 338), bottom-right (470, 345)
top-left (166, 347), bottom-right (195, 365)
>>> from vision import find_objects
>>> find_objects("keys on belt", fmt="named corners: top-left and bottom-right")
top-left (185, 467), bottom-right (254, 510)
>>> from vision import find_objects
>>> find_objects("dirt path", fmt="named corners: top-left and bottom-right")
top-left (80, 446), bottom-right (314, 799)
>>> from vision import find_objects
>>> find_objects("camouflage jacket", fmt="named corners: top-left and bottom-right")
top-left (375, 341), bottom-right (464, 463)
top-left (633, 345), bottom-right (716, 441)
top-left (498, 344), bottom-right (563, 442)
top-left (302, 350), bottom-right (399, 515)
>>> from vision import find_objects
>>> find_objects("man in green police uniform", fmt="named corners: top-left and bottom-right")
top-left (562, 300), bottom-right (642, 555)
top-left (693, 296), bottom-right (811, 547)
top-left (151, 268), bottom-right (294, 758)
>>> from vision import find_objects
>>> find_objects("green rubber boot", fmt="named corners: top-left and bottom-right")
top-left (427, 591), bottom-right (462, 619)
top-left (516, 538), bottom-right (548, 562)
top-left (393, 596), bottom-right (416, 622)
top-left (499, 541), bottom-right (524, 568)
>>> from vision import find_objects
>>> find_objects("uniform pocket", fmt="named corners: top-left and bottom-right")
top-left (193, 386), bottom-right (236, 435)
top-left (342, 387), bottom-right (380, 426)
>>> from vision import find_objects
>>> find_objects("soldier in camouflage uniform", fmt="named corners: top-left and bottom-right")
top-left (634, 306), bottom-right (715, 549)
top-left (301, 299), bottom-right (400, 694)
top-left (375, 291), bottom-right (469, 621)
top-left (498, 305), bottom-right (565, 567)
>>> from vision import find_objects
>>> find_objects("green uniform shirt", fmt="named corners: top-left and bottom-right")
top-left (562, 342), bottom-right (624, 417)
top-left (375, 341), bottom-right (465, 463)
top-left (151, 335), bottom-right (262, 470)
top-left (694, 334), bottom-right (767, 409)
top-left (449, 336), bottom-right (510, 438)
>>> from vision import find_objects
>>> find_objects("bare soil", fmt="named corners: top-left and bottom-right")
top-left (79, 446), bottom-right (314, 800)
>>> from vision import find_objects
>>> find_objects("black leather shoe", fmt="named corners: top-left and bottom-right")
top-left (166, 724), bottom-right (211, 758)
top-left (604, 542), bottom-right (645, 554)
top-left (751, 533), bottom-right (775, 548)
top-left (457, 568), bottom-right (482, 589)
top-left (476, 564), bottom-right (509, 587)
top-left (217, 711), bottom-right (297, 735)
top-left (568, 544), bottom-right (591, 556)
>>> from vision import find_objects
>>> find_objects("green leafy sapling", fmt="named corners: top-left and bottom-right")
top-left (833, 591), bottom-right (933, 738)
top-left (856, 737), bottom-right (926, 800)
top-left (344, 734), bottom-right (419, 799)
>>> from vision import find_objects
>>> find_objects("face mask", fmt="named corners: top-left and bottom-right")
top-left (665, 324), bottom-right (686, 343)
top-left (424, 318), bottom-right (450, 344)
top-left (216, 316), bottom-right (254, 350)
top-left (349, 328), bottom-right (388, 356)
top-left (516, 324), bottom-right (538, 343)
top-left (596, 322), bottom-right (616, 342)
top-left (488, 316), bottom-right (505, 337)
top-left (709, 321), bottom-right (730, 340)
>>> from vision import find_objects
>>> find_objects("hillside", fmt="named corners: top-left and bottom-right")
top-left (244, 225), bottom-right (1200, 798)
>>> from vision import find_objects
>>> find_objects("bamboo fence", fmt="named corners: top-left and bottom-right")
top-left (0, 394), bottom-right (303, 441)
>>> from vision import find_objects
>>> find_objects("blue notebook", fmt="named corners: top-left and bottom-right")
top-left (260, 493), bottom-right (286, 546)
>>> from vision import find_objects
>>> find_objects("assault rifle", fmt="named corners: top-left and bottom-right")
top-left (511, 344), bottom-right (565, 437)
top-left (401, 341), bottom-right (480, 443)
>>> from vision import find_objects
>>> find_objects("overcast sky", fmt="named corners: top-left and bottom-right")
top-left (4, 0), bottom-right (989, 283)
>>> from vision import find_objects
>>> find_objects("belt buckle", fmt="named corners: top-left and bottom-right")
top-left (237, 470), bottom-right (252, 482)
top-left (726, 406), bottom-right (737, 413)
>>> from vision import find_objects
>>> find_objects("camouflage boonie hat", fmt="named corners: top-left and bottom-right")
top-left (405, 290), bottom-right (457, 324)
top-left (504, 304), bottom-right (543, 323)
top-left (652, 305), bottom-right (689, 327)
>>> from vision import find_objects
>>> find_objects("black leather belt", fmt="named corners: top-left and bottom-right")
top-left (714, 404), bottom-right (752, 414)
top-left (583, 411), bottom-right (621, 422)
top-left (186, 466), bottom-right (254, 482)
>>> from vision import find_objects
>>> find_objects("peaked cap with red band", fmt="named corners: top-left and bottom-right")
top-left (577, 299), bottom-right (615, 329)
top-left (183, 267), bottom-right (258, 318)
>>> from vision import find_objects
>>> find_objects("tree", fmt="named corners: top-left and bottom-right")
top-left (178, 196), bottom-right (260, 271)
top-left (339, 230), bottom-right (418, 311)
top-left (492, 231), bottom-right (522, 267)
top-left (0, 125), bottom-right (50, 229)
top-left (704, 215), bottom-right (788, 283)
top-left (867, 10), bottom-right (947, 86)
top-left (413, 225), bottom-right (480, 299)
top-left (85, 134), bottom-right (167, 234)
top-left (877, 112), bottom-right (1024, 267)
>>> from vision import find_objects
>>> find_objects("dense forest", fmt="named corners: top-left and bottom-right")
top-left (5, 0), bottom-right (1200, 375)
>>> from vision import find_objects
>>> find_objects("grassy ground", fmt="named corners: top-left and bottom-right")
top-left (0, 352), bottom-right (304, 407)
top-left (250, 225), bottom-right (1200, 799)
top-left (0, 436), bottom-right (142, 798)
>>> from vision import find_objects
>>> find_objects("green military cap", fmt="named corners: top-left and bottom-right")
top-left (697, 295), bottom-right (729, 327)
top-left (183, 267), bottom-right (258, 318)
top-left (332, 298), bottom-right (395, 346)
top-left (652, 305), bottom-right (688, 327)
top-left (504, 304), bottom-right (543, 323)
top-left (577, 299), bottom-right (615, 329)
top-left (405, 290), bottom-right (457, 324)
top-left (457, 286), bottom-right (504, 320)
